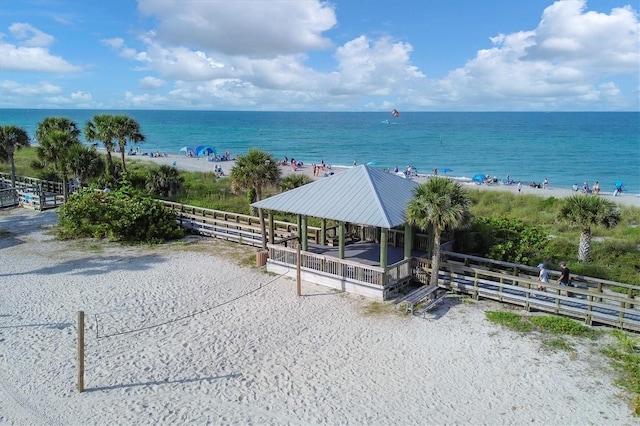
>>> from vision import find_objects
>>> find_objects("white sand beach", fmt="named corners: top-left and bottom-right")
top-left (0, 207), bottom-right (636, 424)
top-left (133, 153), bottom-right (640, 208)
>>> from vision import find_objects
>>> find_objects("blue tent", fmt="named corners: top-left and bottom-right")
top-left (195, 145), bottom-right (216, 156)
top-left (472, 174), bottom-right (485, 183)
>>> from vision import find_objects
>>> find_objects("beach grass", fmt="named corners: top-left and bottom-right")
top-left (601, 330), bottom-right (640, 415)
top-left (485, 311), bottom-right (597, 338)
top-left (361, 301), bottom-right (398, 317)
top-left (487, 310), bottom-right (639, 414)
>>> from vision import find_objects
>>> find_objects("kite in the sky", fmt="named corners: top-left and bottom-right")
top-left (391, 109), bottom-right (400, 117)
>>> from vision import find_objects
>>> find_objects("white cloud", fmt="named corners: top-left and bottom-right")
top-left (0, 80), bottom-right (62, 96)
top-left (14, 0), bottom-right (632, 110)
top-left (334, 35), bottom-right (424, 96)
top-left (70, 91), bottom-right (92, 101)
top-left (137, 0), bottom-right (336, 56)
top-left (139, 76), bottom-right (166, 89)
top-left (430, 0), bottom-right (640, 110)
top-left (0, 24), bottom-right (81, 72)
top-left (9, 22), bottom-right (54, 47)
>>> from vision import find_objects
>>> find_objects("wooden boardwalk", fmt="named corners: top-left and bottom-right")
top-left (4, 180), bottom-right (637, 332)
top-left (415, 254), bottom-right (640, 332)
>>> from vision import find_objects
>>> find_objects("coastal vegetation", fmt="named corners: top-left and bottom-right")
top-left (486, 310), bottom-right (640, 415)
top-left (56, 180), bottom-right (183, 243)
top-left (1, 145), bottom-right (639, 285)
top-left (406, 177), bottom-right (472, 287)
top-left (0, 125), bottom-right (30, 188)
top-left (557, 194), bottom-right (621, 262)
top-left (229, 149), bottom-right (281, 250)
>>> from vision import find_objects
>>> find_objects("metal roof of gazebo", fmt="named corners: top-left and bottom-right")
top-left (252, 165), bottom-right (419, 228)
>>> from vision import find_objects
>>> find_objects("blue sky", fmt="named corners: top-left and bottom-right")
top-left (0, 0), bottom-right (638, 111)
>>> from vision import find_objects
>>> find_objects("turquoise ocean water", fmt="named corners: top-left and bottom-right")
top-left (1, 110), bottom-right (639, 195)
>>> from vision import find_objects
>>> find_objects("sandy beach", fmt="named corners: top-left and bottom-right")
top-left (133, 153), bottom-right (640, 208)
top-left (0, 207), bottom-right (636, 424)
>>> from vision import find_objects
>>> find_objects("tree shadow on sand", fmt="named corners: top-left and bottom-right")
top-left (0, 253), bottom-right (167, 278)
top-left (0, 209), bottom-right (59, 250)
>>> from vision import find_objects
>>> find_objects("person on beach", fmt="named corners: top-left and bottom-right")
top-left (517, 182), bottom-right (522, 193)
top-left (614, 181), bottom-right (624, 196)
top-left (572, 183), bottom-right (579, 192)
top-left (583, 181), bottom-right (590, 193)
top-left (537, 263), bottom-right (548, 291)
top-left (593, 181), bottom-right (600, 195)
top-left (543, 178), bottom-right (549, 189)
top-left (558, 261), bottom-right (571, 297)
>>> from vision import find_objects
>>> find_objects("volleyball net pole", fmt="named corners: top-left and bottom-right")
top-left (77, 310), bottom-right (85, 393)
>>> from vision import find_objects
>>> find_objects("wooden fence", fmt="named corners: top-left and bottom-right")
top-left (412, 252), bottom-right (640, 332)
top-left (0, 173), bottom-right (64, 193)
top-left (0, 188), bottom-right (19, 208)
top-left (0, 174), bottom-right (65, 211)
top-left (159, 200), bottom-right (322, 247)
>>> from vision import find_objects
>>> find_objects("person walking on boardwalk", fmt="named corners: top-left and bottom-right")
top-left (558, 261), bottom-right (571, 296)
top-left (537, 263), bottom-right (548, 291)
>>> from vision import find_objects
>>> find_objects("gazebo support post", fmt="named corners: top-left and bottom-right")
top-left (301, 215), bottom-right (308, 251)
top-left (338, 221), bottom-right (345, 259)
top-left (380, 227), bottom-right (388, 268)
top-left (268, 211), bottom-right (274, 245)
top-left (296, 214), bottom-right (302, 247)
top-left (403, 223), bottom-right (412, 259)
top-left (321, 218), bottom-right (327, 245)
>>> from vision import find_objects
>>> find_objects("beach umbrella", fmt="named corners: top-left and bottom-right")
top-left (179, 146), bottom-right (193, 152)
top-left (395, 171), bottom-right (407, 179)
top-left (442, 167), bottom-right (453, 174)
top-left (472, 174), bottom-right (485, 183)
top-left (195, 145), bottom-right (216, 156)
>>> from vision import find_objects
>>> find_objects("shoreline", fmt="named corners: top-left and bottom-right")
top-left (131, 153), bottom-right (640, 208)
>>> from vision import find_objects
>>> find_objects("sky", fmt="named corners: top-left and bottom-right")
top-left (0, 0), bottom-right (638, 111)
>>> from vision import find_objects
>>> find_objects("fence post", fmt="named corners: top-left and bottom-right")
top-left (77, 311), bottom-right (85, 393)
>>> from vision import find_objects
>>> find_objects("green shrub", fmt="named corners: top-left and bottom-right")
top-left (456, 216), bottom-right (548, 264)
top-left (57, 185), bottom-right (183, 243)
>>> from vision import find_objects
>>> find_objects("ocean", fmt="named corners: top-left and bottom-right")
top-left (1, 109), bottom-right (639, 195)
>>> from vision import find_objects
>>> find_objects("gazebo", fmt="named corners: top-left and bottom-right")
top-left (252, 165), bottom-right (432, 300)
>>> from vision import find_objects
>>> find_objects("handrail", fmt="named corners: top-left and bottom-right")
top-left (413, 257), bottom-right (639, 331)
top-left (441, 250), bottom-right (638, 292)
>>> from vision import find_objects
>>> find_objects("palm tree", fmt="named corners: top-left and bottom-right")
top-left (280, 174), bottom-right (312, 191)
top-left (68, 144), bottom-right (105, 188)
top-left (146, 165), bottom-right (184, 197)
top-left (35, 129), bottom-right (81, 201)
top-left (0, 125), bottom-right (30, 188)
top-left (112, 115), bottom-right (145, 173)
top-left (85, 114), bottom-right (117, 176)
top-left (35, 117), bottom-right (81, 142)
top-left (557, 194), bottom-right (620, 262)
top-left (406, 176), bottom-right (472, 287)
top-left (35, 117), bottom-right (82, 201)
top-left (230, 149), bottom-right (281, 250)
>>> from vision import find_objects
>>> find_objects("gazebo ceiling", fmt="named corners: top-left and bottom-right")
top-left (252, 165), bottom-right (419, 228)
